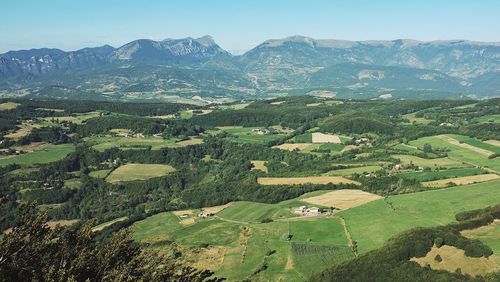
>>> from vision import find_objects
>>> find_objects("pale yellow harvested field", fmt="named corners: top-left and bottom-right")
top-left (180, 218), bottom-right (196, 225)
top-left (485, 140), bottom-right (500, 147)
top-left (257, 176), bottom-right (361, 186)
top-left (0, 102), bottom-right (20, 111)
top-left (172, 210), bottom-right (194, 216)
top-left (201, 202), bottom-right (233, 214)
top-left (46, 219), bottom-right (79, 228)
top-left (273, 143), bottom-right (313, 151)
top-left (270, 101), bottom-right (285, 105)
top-left (411, 246), bottom-right (499, 276)
top-left (251, 160), bottom-right (268, 173)
top-left (176, 138), bottom-right (204, 146)
top-left (438, 135), bottom-right (494, 156)
top-left (5, 122), bottom-right (42, 139)
top-left (422, 174), bottom-right (500, 187)
top-left (303, 189), bottom-right (382, 209)
top-left (312, 132), bottom-right (341, 144)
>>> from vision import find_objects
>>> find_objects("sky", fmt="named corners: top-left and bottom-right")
top-left (1, 0), bottom-right (499, 53)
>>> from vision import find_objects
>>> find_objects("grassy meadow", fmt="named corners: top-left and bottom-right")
top-left (106, 163), bottom-right (176, 183)
top-left (0, 144), bottom-right (75, 167)
top-left (409, 135), bottom-right (500, 172)
top-left (341, 180), bottom-right (500, 253)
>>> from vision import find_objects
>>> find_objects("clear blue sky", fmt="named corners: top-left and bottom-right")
top-left (1, 0), bottom-right (499, 53)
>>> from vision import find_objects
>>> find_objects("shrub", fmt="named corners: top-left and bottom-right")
top-left (434, 254), bottom-right (442, 262)
top-left (434, 237), bottom-right (444, 248)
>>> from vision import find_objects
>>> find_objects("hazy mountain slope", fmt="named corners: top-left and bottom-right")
top-left (307, 63), bottom-right (463, 91)
top-left (0, 35), bottom-right (498, 99)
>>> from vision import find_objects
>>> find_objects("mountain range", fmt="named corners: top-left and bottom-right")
top-left (1, 35), bottom-right (499, 102)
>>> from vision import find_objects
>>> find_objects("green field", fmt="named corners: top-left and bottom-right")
top-left (85, 136), bottom-right (182, 151)
top-left (210, 126), bottom-right (287, 144)
top-left (217, 200), bottom-right (305, 223)
top-left (463, 222), bottom-right (500, 255)
top-left (0, 144), bottom-right (75, 167)
top-left (106, 163), bottom-right (176, 183)
top-left (64, 178), bottom-right (82, 189)
top-left (447, 134), bottom-right (500, 154)
top-left (473, 114), bottom-right (500, 123)
top-left (399, 167), bottom-right (486, 181)
top-left (341, 180), bottom-right (500, 253)
top-left (403, 112), bottom-right (433, 124)
top-left (391, 154), bottom-right (468, 170)
top-left (409, 135), bottom-right (500, 172)
top-left (132, 210), bottom-right (353, 281)
top-left (324, 165), bottom-right (382, 176)
top-left (394, 143), bottom-right (423, 154)
top-left (89, 169), bottom-right (111, 178)
top-left (44, 111), bottom-right (102, 124)
top-left (131, 190), bottom-right (358, 281)
top-left (291, 133), bottom-right (312, 143)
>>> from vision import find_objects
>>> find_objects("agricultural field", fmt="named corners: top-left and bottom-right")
top-left (422, 173), bottom-right (500, 188)
top-left (88, 169), bottom-right (111, 178)
top-left (106, 163), bottom-right (176, 183)
top-left (257, 176), bottom-right (361, 186)
top-left (302, 189), bottom-right (382, 210)
top-left (251, 160), bottom-right (268, 173)
top-left (473, 114), bottom-right (500, 123)
top-left (391, 154), bottom-right (468, 170)
top-left (1, 98), bottom-right (500, 281)
top-left (323, 165), bottom-right (382, 176)
top-left (403, 112), bottom-right (433, 124)
top-left (461, 220), bottom-right (500, 255)
top-left (409, 135), bottom-right (500, 172)
top-left (84, 136), bottom-right (201, 151)
top-left (399, 167), bottom-right (486, 181)
top-left (0, 144), bottom-right (75, 167)
top-left (341, 180), bottom-right (500, 253)
top-left (132, 194), bottom-right (355, 281)
top-left (0, 102), bottom-right (20, 111)
top-left (43, 111), bottom-right (102, 124)
top-left (209, 126), bottom-right (289, 144)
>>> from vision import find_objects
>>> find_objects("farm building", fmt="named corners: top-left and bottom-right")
top-left (198, 211), bottom-right (215, 218)
top-left (293, 206), bottom-right (331, 216)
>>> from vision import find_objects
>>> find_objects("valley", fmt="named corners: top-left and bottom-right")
top-left (1, 96), bottom-right (499, 281)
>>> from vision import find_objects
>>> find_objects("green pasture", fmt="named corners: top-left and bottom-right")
top-left (447, 134), bottom-right (500, 154)
top-left (341, 180), bottom-right (500, 254)
top-left (409, 135), bottom-right (500, 172)
top-left (85, 136), bottom-right (182, 151)
top-left (106, 163), bottom-right (176, 183)
top-left (473, 114), bottom-right (500, 123)
top-left (0, 144), bottom-right (75, 167)
top-left (89, 169), bottom-right (111, 178)
top-left (398, 167), bottom-right (486, 181)
top-left (391, 154), bottom-right (468, 170)
top-left (324, 165), bottom-right (382, 176)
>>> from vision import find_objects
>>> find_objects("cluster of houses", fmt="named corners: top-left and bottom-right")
top-left (293, 206), bottom-right (334, 217)
top-left (197, 211), bottom-right (215, 218)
